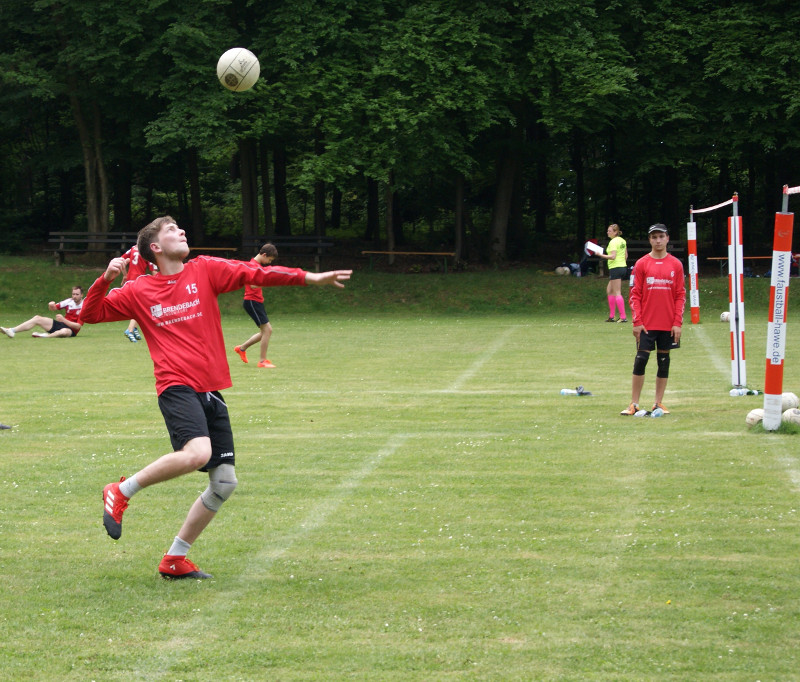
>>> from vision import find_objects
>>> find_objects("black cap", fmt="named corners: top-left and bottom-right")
top-left (648, 223), bottom-right (668, 235)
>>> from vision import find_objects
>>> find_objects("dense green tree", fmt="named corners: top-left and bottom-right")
top-left (3, 0), bottom-right (800, 262)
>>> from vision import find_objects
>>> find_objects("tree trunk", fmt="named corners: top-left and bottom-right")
top-left (331, 187), bottom-right (342, 231)
top-left (259, 138), bottom-right (274, 236)
top-left (68, 83), bottom-right (107, 235)
top-left (571, 130), bottom-right (586, 253)
top-left (454, 173), bottom-right (464, 262)
top-left (187, 148), bottom-right (204, 246)
top-left (385, 171), bottom-right (395, 264)
top-left (239, 139), bottom-right (259, 242)
top-left (313, 130), bottom-right (326, 236)
top-left (113, 158), bottom-right (132, 233)
top-left (92, 103), bottom-right (110, 234)
top-left (605, 129), bottom-right (618, 225)
top-left (365, 176), bottom-right (379, 243)
top-left (273, 143), bottom-right (290, 235)
top-left (489, 148), bottom-right (517, 264)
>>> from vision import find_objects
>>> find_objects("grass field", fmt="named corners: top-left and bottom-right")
top-left (1, 257), bottom-right (799, 680)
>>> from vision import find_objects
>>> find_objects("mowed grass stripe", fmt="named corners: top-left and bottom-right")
top-left (3, 300), bottom-right (800, 678)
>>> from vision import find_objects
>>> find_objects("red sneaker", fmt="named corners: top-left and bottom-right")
top-left (234, 345), bottom-right (248, 363)
top-left (158, 554), bottom-right (213, 580)
top-left (257, 359), bottom-right (276, 368)
top-left (102, 477), bottom-right (129, 540)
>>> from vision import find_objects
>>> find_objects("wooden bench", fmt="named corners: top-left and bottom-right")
top-left (48, 231), bottom-right (140, 265)
top-left (707, 255), bottom-right (772, 277)
top-left (241, 235), bottom-right (334, 272)
top-left (362, 250), bottom-right (457, 273)
top-left (190, 246), bottom-right (238, 256)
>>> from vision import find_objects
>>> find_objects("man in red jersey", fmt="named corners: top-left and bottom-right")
top-left (80, 216), bottom-right (352, 579)
top-left (233, 242), bottom-right (278, 368)
top-left (1, 286), bottom-right (84, 338)
top-left (620, 224), bottom-right (686, 416)
top-left (120, 243), bottom-right (157, 343)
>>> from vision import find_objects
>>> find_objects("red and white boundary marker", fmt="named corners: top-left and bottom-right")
top-left (762, 186), bottom-right (797, 430)
top-left (690, 194), bottom-right (746, 388)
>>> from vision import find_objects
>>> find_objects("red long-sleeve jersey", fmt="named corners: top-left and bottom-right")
top-left (80, 256), bottom-right (307, 394)
top-left (243, 257), bottom-right (265, 303)
top-left (629, 253), bottom-right (686, 330)
top-left (121, 245), bottom-right (157, 281)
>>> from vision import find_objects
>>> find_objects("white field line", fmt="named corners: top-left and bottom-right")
top-left (437, 325), bottom-right (519, 393)
top-left (145, 433), bottom-right (410, 673)
top-left (139, 326), bottom-right (520, 672)
top-left (778, 456), bottom-right (800, 493)
top-left (691, 325), bottom-right (730, 378)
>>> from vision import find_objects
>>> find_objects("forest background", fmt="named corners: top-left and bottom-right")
top-left (1, 0), bottom-right (799, 266)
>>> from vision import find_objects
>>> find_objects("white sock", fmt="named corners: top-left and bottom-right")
top-left (119, 475), bottom-right (142, 498)
top-left (168, 536), bottom-right (192, 556)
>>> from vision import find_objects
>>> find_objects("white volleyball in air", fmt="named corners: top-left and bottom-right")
top-left (217, 48), bottom-right (260, 91)
top-left (720, 311), bottom-right (730, 322)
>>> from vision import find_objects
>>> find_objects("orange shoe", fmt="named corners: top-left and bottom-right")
top-left (651, 402), bottom-right (670, 414)
top-left (158, 554), bottom-right (212, 580)
top-left (234, 345), bottom-right (248, 363)
top-left (257, 359), bottom-right (276, 368)
top-left (620, 402), bottom-right (639, 416)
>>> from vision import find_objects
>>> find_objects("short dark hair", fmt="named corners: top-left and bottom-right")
top-left (72, 285), bottom-right (84, 295)
top-left (137, 216), bottom-right (176, 264)
top-left (259, 243), bottom-right (278, 259)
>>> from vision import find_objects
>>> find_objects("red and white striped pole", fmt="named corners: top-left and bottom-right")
top-left (727, 194), bottom-right (746, 388)
top-left (763, 186), bottom-right (797, 430)
top-left (687, 210), bottom-right (700, 324)
top-left (688, 195), bottom-right (737, 329)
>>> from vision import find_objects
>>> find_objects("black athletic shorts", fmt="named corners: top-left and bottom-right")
top-left (608, 267), bottom-right (627, 281)
top-left (157, 386), bottom-right (235, 471)
top-left (637, 329), bottom-right (674, 352)
top-left (50, 319), bottom-right (78, 337)
top-left (243, 299), bottom-right (269, 327)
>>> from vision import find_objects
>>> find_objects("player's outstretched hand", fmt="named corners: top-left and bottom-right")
top-left (305, 270), bottom-right (353, 288)
top-left (103, 257), bottom-right (131, 282)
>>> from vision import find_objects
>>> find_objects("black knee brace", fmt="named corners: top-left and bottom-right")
top-left (656, 351), bottom-right (670, 378)
top-left (633, 350), bottom-right (649, 376)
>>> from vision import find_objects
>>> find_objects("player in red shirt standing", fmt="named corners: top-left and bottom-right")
top-left (120, 244), bottom-right (157, 342)
top-left (80, 216), bottom-right (352, 579)
top-left (233, 242), bottom-right (278, 368)
top-left (1, 286), bottom-right (84, 338)
top-left (620, 224), bottom-right (686, 416)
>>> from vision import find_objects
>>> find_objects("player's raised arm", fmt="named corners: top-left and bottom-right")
top-left (304, 270), bottom-right (353, 288)
top-left (103, 257), bottom-right (131, 282)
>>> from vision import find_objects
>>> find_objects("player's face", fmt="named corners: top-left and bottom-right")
top-left (607, 224), bottom-right (618, 237)
top-left (71, 288), bottom-right (83, 302)
top-left (649, 231), bottom-right (669, 251)
top-left (155, 222), bottom-right (190, 260)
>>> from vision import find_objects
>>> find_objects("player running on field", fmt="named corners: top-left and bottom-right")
top-left (620, 223), bottom-right (686, 416)
top-left (79, 216), bottom-right (352, 579)
top-left (233, 242), bottom-right (278, 368)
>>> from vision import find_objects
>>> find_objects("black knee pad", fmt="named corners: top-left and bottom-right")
top-left (633, 350), bottom-right (649, 376)
top-left (656, 352), bottom-right (670, 378)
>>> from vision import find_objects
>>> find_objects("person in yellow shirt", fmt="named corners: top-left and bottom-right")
top-left (599, 223), bottom-right (628, 322)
